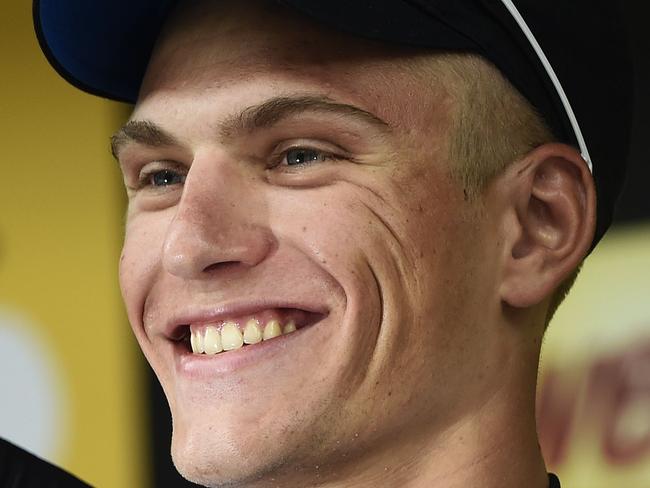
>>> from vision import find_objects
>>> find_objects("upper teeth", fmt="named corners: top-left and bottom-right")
top-left (190, 319), bottom-right (297, 355)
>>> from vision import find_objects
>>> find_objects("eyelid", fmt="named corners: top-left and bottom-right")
top-left (134, 160), bottom-right (188, 190)
top-left (269, 140), bottom-right (352, 167)
top-left (273, 138), bottom-right (350, 155)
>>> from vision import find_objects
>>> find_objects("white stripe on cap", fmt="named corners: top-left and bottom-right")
top-left (499, 0), bottom-right (593, 172)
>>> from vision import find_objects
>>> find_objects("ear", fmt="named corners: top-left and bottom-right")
top-left (498, 143), bottom-right (596, 308)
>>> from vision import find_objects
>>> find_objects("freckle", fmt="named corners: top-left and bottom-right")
top-left (418, 204), bottom-right (424, 213)
top-left (419, 251), bottom-right (424, 258)
top-left (388, 391), bottom-right (392, 397)
top-left (302, 226), bottom-right (307, 232)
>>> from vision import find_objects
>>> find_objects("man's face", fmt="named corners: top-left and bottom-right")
top-left (117, 1), bottom-right (505, 485)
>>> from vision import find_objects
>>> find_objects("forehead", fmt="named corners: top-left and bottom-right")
top-left (136, 0), bottom-right (452, 134)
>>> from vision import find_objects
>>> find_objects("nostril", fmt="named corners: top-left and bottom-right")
top-left (203, 261), bottom-right (241, 274)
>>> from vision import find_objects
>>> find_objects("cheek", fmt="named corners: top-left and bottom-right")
top-left (119, 213), bottom-right (169, 326)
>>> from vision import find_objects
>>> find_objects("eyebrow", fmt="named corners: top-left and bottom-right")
top-left (111, 120), bottom-right (179, 159)
top-left (219, 95), bottom-right (391, 138)
top-left (111, 95), bottom-right (390, 158)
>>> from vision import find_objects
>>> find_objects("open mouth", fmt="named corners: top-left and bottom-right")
top-left (173, 308), bottom-right (325, 356)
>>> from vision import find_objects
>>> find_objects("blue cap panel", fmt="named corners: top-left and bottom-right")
top-left (35, 0), bottom-right (174, 102)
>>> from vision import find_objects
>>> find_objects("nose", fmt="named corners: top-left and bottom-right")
top-left (162, 152), bottom-right (274, 280)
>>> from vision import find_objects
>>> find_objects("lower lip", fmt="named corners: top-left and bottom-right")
top-left (173, 319), bottom-right (323, 378)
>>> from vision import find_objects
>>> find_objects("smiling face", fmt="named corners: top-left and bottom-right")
top-left (116, 1), bottom-right (510, 486)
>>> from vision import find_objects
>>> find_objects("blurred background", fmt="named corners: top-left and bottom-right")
top-left (1, 1), bottom-right (648, 487)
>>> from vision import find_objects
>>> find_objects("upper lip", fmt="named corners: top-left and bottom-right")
top-left (162, 299), bottom-right (329, 340)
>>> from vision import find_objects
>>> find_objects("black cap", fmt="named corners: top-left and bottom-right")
top-left (33, 0), bottom-right (635, 247)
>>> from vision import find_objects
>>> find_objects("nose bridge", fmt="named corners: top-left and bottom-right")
top-left (162, 153), bottom-right (272, 279)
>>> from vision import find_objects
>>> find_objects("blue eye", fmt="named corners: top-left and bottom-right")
top-left (148, 169), bottom-right (186, 187)
top-left (284, 148), bottom-right (327, 166)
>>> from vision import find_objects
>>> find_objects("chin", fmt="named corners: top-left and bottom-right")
top-left (169, 414), bottom-right (291, 488)
top-left (171, 433), bottom-right (250, 487)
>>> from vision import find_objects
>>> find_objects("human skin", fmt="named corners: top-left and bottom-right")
top-left (115, 1), bottom-right (595, 487)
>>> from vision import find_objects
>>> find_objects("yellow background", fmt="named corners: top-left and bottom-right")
top-left (540, 225), bottom-right (650, 487)
top-left (0, 2), bottom-right (147, 486)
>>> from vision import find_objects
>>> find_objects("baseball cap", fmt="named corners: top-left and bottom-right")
top-left (33, 0), bottom-right (634, 247)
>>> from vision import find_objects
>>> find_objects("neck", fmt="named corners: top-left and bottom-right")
top-left (335, 403), bottom-right (545, 487)
top-left (315, 357), bottom-right (549, 487)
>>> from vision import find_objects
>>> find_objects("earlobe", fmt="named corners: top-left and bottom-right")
top-left (499, 143), bottom-right (596, 309)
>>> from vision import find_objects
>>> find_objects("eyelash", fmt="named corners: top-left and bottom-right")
top-left (136, 165), bottom-right (187, 190)
top-left (135, 146), bottom-right (345, 190)
top-left (269, 146), bottom-right (345, 169)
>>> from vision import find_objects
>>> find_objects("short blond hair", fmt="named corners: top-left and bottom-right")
top-left (430, 53), bottom-right (579, 322)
